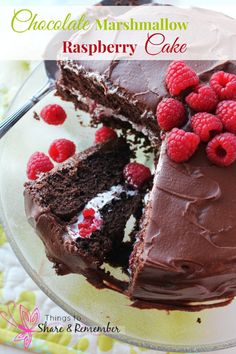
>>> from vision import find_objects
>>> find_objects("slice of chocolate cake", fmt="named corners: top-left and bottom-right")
top-left (24, 138), bottom-right (144, 285)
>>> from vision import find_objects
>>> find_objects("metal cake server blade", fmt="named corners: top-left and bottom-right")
top-left (0, 60), bottom-right (58, 139)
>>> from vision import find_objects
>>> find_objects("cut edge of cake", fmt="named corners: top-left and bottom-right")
top-left (24, 137), bottom-right (148, 287)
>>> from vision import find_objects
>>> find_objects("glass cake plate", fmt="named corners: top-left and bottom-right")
top-left (2, 62), bottom-right (236, 353)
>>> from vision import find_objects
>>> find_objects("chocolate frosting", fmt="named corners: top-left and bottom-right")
top-left (74, 59), bottom-right (236, 113)
top-left (129, 143), bottom-right (236, 306)
top-left (24, 198), bottom-right (126, 288)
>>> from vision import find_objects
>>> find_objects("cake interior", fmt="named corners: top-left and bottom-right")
top-left (67, 184), bottom-right (143, 268)
top-left (25, 137), bottom-right (149, 279)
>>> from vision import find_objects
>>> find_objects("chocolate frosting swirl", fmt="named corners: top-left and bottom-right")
top-left (130, 144), bottom-right (236, 306)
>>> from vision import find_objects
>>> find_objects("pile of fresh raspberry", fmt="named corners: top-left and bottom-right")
top-left (156, 61), bottom-right (236, 167)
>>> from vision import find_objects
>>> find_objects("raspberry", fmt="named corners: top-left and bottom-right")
top-left (89, 225), bottom-right (96, 233)
top-left (123, 162), bottom-right (151, 188)
top-left (78, 228), bottom-right (90, 238)
top-left (166, 61), bottom-right (199, 96)
top-left (78, 220), bottom-right (91, 229)
top-left (26, 152), bottom-right (54, 180)
top-left (191, 113), bottom-right (223, 142)
top-left (216, 100), bottom-right (236, 134)
top-left (94, 126), bottom-right (117, 143)
top-left (83, 208), bottom-right (95, 218)
top-left (48, 139), bottom-right (76, 163)
top-left (210, 71), bottom-right (236, 100)
top-left (78, 209), bottom-right (102, 238)
top-left (206, 133), bottom-right (236, 167)
top-left (167, 128), bottom-right (200, 163)
top-left (40, 104), bottom-right (67, 125)
top-left (185, 84), bottom-right (218, 112)
top-left (156, 98), bottom-right (185, 131)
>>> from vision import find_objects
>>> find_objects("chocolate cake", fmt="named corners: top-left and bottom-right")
top-left (54, 54), bottom-right (236, 310)
top-left (24, 138), bottom-right (144, 284)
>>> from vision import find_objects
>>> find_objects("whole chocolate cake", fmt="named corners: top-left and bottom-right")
top-left (54, 55), bottom-right (236, 310)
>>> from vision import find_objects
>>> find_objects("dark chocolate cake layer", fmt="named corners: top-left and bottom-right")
top-left (25, 138), bottom-right (131, 221)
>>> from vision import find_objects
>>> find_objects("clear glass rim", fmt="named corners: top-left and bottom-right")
top-left (1, 61), bottom-right (236, 353)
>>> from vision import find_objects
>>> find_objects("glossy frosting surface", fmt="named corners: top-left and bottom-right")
top-left (130, 142), bottom-right (236, 306)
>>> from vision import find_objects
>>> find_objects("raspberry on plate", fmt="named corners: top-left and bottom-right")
top-left (167, 128), bottom-right (200, 163)
top-left (27, 152), bottom-right (54, 180)
top-left (185, 84), bottom-right (218, 112)
top-left (166, 61), bottom-right (199, 96)
top-left (48, 138), bottom-right (76, 163)
top-left (210, 71), bottom-right (236, 100)
top-left (156, 98), bottom-right (185, 131)
top-left (123, 162), bottom-right (151, 189)
top-left (216, 100), bottom-right (236, 134)
top-left (94, 126), bottom-right (117, 143)
top-left (191, 112), bottom-right (223, 142)
top-left (206, 133), bottom-right (236, 167)
top-left (40, 104), bottom-right (67, 125)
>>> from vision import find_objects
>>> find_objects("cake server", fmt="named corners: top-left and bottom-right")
top-left (0, 60), bottom-right (58, 139)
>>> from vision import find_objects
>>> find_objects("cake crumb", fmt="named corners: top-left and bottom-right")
top-left (33, 111), bottom-right (40, 121)
top-left (197, 317), bottom-right (202, 324)
top-left (77, 113), bottom-right (89, 127)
